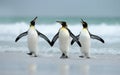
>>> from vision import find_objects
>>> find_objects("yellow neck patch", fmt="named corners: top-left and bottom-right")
top-left (82, 28), bottom-right (87, 31)
top-left (30, 25), bottom-right (35, 29)
top-left (61, 27), bottom-right (66, 30)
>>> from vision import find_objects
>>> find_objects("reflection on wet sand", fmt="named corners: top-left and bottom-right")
top-left (59, 63), bottom-right (70, 75)
top-left (79, 63), bottom-right (90, 75)
top-left (59, 62), bottom-right (90, 75)
top-left (28, 63), bottom-right (37, 75)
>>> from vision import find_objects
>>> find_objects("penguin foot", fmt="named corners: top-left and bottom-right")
top-left (27, 52), bottom-right (32, 55)
top-left (34, 55), bottom-right (38, 57)
top-left (60, 56), bottom-right (68, 59)
top-left (79, 56), bottom-right (84, 58)
top-left (60, 53), bottom-right (68, 59)
top-left (86, 57), bottom-right (90, 59)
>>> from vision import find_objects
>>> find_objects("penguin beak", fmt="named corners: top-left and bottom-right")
top-left (56, 21), bottom-right (67, 27)
top-left (81, 19), bottom-right (84, 24)
top-left (33, 17), bottom-right (37, 22)
top-left (81, 19), bottom-right (85, 27)
top-left (30, 17), bottom-right (37, 26)
top-left (56, 21), bottom-right (62, 24)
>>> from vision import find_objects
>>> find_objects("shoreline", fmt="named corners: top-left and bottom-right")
top-left (0, 52), bottom-right (120, 75)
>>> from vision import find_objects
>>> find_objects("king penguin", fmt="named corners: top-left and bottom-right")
top-left (15, 17), bottom-right (51, 57)
top-left (71, 19), bottom-right (105, 58)
top-left (51, 21), bottom-right (81, 58)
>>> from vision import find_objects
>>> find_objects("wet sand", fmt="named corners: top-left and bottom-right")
top-left (0, 52), bottom-right (120, 75)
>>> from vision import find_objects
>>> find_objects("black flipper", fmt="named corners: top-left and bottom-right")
top-left (89, 33), bottom-right (105, 43)
top-left (67, 28), bottom-right (81, 47)
top-left (15, 31), bottom-right (28, 42)
top-left (51, 32), bottom-right (59, 46)
top-left (71, 34), bottom-right (80, 45)
top-left (36, 30), bottom-right (52, 46)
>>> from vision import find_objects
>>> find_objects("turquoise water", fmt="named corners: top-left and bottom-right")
top-left (0, 16), bottom-right (120, 25)
top-left (0, 16), bottom-right (120, 55)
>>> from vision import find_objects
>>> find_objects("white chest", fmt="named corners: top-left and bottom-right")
top-left (79, 29), bottom-right (90, 41)
top-left (79, 29), bottom-right (91, 57)
top-left (28, 28), bottom-right (38, 40)
top-left (58, 28), bottom-right (70, 52)
top-left (27, 27), bottom-right (38, 47)
top-left (59, 28), bottom-right (70, 41)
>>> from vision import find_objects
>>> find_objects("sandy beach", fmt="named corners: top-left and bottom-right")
top-left (0, 52), bottom-right (120, 75)
top-left (0, 0), bottom-right (120, 75)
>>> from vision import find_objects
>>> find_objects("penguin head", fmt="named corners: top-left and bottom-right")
top-left (56, 21), bottom-right (67, 28)
top-left (30, 17), bottom-right (37, 27)
top-left (81, 19), bottom-right (88, 28)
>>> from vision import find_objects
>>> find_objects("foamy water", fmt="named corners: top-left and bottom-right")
top-left (0, 22), bottom-right (120, 55)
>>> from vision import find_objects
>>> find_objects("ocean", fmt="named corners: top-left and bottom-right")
top-left (0, 16), bottom-right (120, 55)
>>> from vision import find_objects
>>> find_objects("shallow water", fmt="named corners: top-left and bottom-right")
top-left (0, 17), bottom-right (120, 55)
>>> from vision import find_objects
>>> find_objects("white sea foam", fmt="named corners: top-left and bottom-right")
top-left (0, 22), bottom-right (120, 36)
top-left (0, 22), bottom-right (120, 54)
top-left (0, 22), bottom-right (120, 43)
